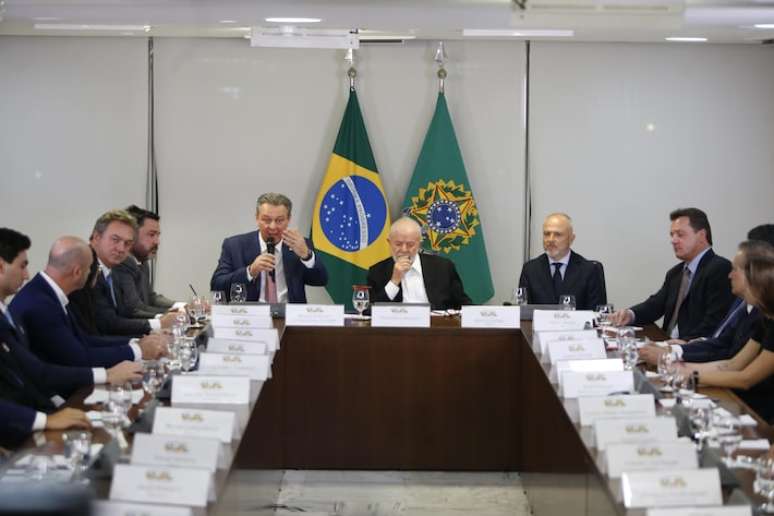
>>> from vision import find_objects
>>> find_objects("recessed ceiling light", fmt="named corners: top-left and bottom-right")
top-left (34, 23), bottom-right (152, 32)
top-left (664, 36), bottom-right (707, 42)
top-left (33, 16), bottom-right (61, 22)
top-left (754, 24), bottom-right (774, 29)
top-left (265, 17), bottom-right (322, 24)
top-left (219, 20), bottom-right (237, 24)
top-left (462, 29), bottom-right (574, 37)
top-left (359, 34), bottom-right (416, 41)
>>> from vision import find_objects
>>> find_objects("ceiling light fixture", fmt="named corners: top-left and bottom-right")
top-left (219, 20), bottom-right (237, 24)
top-left (34, 23), bottom-right (152, 32)
top-left (462, 29), bottom-right (574, 37)
top-left (754, 24), bottom-right (774, 29)
top-left (265, 17), bottom-right (321, 24)
top-left (664, 36), bottom-right (707, 42)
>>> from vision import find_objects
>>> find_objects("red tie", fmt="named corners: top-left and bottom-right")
top-left (265, 272), bottom-right (278, 303)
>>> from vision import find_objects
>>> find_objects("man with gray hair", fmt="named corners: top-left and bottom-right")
top-left (210, 193), bottom-right (328, 303)
top-left (518, 212), bottom-right (607, 310)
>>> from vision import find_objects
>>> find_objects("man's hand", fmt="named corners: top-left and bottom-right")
top-left (248, 254), bottom-right (276, 278)
top-left (638, 344), bottom-right (669, 366)
top-left (390, 256), bottom-right (412, 285)
top-left (46, 408), bottom-right (91, 430)
top-left (159, 312), bottom-right (179, 329)
top-left (138, 334), bottom-right (168, 360)
top-left (666, 338), bottom-right (687, 345)
top-left (106, 361), bottom-right (143, 385)
top-left (610, 309), bottom-right (634, 327)
top-left (283, 228), bottom-right (310, 259)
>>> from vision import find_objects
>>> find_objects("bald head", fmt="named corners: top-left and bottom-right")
top-left (388, 217), bottom-right (422, 262)
top-left (542, 213), bottom-right (575, 261)
top-left (45, 236), bottom-right (93, 294)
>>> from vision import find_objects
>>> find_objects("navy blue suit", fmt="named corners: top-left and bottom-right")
top-left (210, 231), bottom-right (328, 303)
top-left (681, 302), bottom-right (760, 363)
top-left (9, 274), bottom-right (134, 368)
top-left (0, 400), bottom-right (38, 448)
top-left (518, 251), bottom-right (607, 310)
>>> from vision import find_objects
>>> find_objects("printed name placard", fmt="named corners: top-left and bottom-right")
top-left (550, 358), bottom-right (623, 384)
top-left (606, 441), bottom-right (698, 478)
top-left (211, 313), bottom-right (273, 329)
top-left (213, 327), bottom-right (278, 342)
top-left (206, 338), bottom-right (269, 355)
top-left (171, 376), bottom-right (250, 405)
top-left (198, 353), bottom-right (270, 381)
top-left (153, 407), bottom-right (236, 442)
top-left (546, 339), bottom-right (607, 364)
top-left (594, 417), bottom-right (678, 450)
top-left (209, 329), bottom-right (279, 351)
top-left (93, 501), bottom-right (193, 516)
top-left (460, 306), bottom-right (520, 329)
top-left (285, 304), bottom-right (344, 327)
top-left (211, 304), bottom-right (270, 317)
top-left (577, 393), bottom-right (655, 426)
top-left (131, 434), bottom-right (221, 472)
top-left (647, 507), bottom-right (752, 516)
top-left (371, 304), bottom-right (431, 328)
top-left (109, 464), bottom-right (210, 507)
top-left (534, 330), bottom-right (599, 355)
top-left (532, 310), bottom-right (595, 332)
top-left (561, 370), bottom-right (634, 398)
top-left (621, 469), bottom-right (722, 508)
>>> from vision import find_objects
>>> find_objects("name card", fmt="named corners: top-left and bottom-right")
top-left (206, 338), bottom-right (268, 355)
top-left (460, 306), bottom-right (520, 329)
top-left (594, 417), bottom-right (678, 450)
top-left (211, 304), bottom-right (270, 317)
top-left (647, 507), bottom-right (752, 516)
top-left (532, 310), bottom-right (595, 332)
top-left (561, 370), bottom-right (634, 398)
top-left (211, 313), bottom-right (273, 329)
top-left (577, 393), bottom-right (655, 426)
top-left (546, 339), bottom-right (607, 364)
top-left (153, 407), bottom-right (236, 443)
top-left (285, 304), bottom-right (344, 327)
top-left (198, 353), bottom-right (270, 381)
top-left (551, 358), bottom-right (623, 384)
top-left (213, 327), bottom-right (278, 341)
top-left (109, 464), bottom-right (210, 507)
top-left (371, 304), bottom-right (431, 328)
top-left (131, 434), bottom-right (221, 472)
top-left (93, 501), bottom-right (193, 516)
top-left (534, 330), bottom-right (599, 355)
top-left (171, 376), bottom-right (250, 405)
top-left (606, 441), bottom-right (699, 478)
top-left (209, 330), bottom-right (279, 351)
top-left (621, 469), bottom-right (722, 508)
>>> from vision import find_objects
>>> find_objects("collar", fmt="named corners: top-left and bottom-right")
top-left (0, 300), bottom-right (8, 318)
top-left (131, 254), bottom-right (142, 266)
top-left (685, 247), bottom-right (711, 276)
top-left (97, 257), bottom-right (112, 279)
top-left (549, 251), bottom-right (571, 267)
top-left (39, 271), bottom-right (69, 311)
top-left (258, 232), bottom-right (283, 254)
top-left (747, 304), bottom-right (755, 314)
top-left (409, 254), bottom-right (424, 275)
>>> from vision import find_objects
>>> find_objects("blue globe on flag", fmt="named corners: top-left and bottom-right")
top-left (319, 176), bottom-right (387, 252)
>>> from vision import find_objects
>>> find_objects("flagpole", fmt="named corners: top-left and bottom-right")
top-left (345, 48), bottom-right (356, 90)
top-left (434, 41), bottom-right (447, 94)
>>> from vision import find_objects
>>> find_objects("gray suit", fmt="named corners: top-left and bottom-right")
top-left (113, 257), bottom-right (174, 319)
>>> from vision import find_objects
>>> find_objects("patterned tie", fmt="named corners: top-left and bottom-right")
top-left (552, 262), bottom-right (563, 300)
top-left (666, 266), bottom-right (692, 336)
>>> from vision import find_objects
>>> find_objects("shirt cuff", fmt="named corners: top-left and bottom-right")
top-left (92, 368), bottom-right (107, 384)
top-left (301, 251), bottom-right (315, 269)
top-left (384, 281), bottom-right (400, 300)
top-left (246, 265), bottom-right (255, 283)
top-left (627, 309), bottom-right (636, 325)
top-left (672, 345), bottom-right (684, 360)
top-left (32, 412), bottom-right (47, 431)
top-left (129, 339), bottom-right (142, 361)
top-left (148, 318), bottom-right (161, 331)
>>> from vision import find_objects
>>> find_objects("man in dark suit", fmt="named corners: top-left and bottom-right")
top-left (90, 210), bottom-right (177, 336)
top-left (113, 205), bottom-right (177, 318)
top-left (367, 217), bottom-right (471, 310)
top-left (612, 208), bottom-right (734, 340)
top-left (10, 235), bottom-right (166, 369)
top-left (518, 213), bottom-right (606, 310)
top-left (210, 193), bottom-right (328, 303)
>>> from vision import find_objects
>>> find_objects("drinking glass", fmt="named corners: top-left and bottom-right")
top-left (142, 361), bottom-right (162, 396)
top-left (108, 382), bottom-right (133, 427)
top-left (179, 337), bottom-right (199, 373)
top-left (211, 290), bottom-right (225, 305)
top-left (657, 351), bottom-right (677, 392)
top-left (167, 338), bottom-right (183, 374)
top-left (714, 416), bottom-right (742, 467)
top-left (756, 458), bottom-right (774, 513)
top-left (191, 295), bottom-right (205, 324)
top-left (512, 287), bottom-right (528, 306)
top-left (559, 295), bottom-right (576, 311)
top-left (689, 405), bottom-right (712, 449)
top-left (62, 430), bottom-right (92, 473)
top-left (230, 283), bottom-right (246, 304)
top-left (352, 285), bottom-right (370, 318)
top-left (173, 310), bottom-right (188, 338)
top-left (596, 304), bottom-right (614, 327)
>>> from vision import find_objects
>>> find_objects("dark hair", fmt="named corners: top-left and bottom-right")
top-left (0, 228), bottom-right (31, 263)
top-left (125, 205), bottom-right (160, 228)
top-left (670, 207), bottom-right (712, 245)
top-left (744, 248), bottom-right (774, 318)
top-left (748, 224), bottom-right (774, 248)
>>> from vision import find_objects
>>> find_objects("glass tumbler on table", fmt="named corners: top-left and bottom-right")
top-left (352, 285), bottom-right (370, 318)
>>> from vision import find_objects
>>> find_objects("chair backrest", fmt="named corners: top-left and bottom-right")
top-left (590, 260), bottom-right (608, 305)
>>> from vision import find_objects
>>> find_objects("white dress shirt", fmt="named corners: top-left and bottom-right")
top-left (548, 251), bottom-right (571, 280)
top-left (245, 233), bottom-right (316, 303)
top-left (384, 255), bottom-right (430, 304)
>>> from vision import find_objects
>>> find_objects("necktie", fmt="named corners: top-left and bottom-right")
top-left (106, 273), bottom-right (117, 307)
top-left (2, 309), bottom-right (15, 330)
top-left (666, 266), bottom-right (692, 336)
top-left (265, 271), bottom-right (278, 304)
top-left (552, 262), bottom-right (563, 299)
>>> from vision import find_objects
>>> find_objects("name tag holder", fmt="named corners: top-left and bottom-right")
top-left (371, 303), bottom-right (431, 328)
top-left (460, 306), bottom-right (520, 328)
top-left (285, 304), bottom-right (345, 327)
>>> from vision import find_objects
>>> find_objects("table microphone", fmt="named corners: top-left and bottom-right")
top-left (266, 238), bottom-right (276, 281)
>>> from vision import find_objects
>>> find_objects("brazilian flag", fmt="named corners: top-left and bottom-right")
top-left (312, 89), bottom-right (391, 309)
top-left (402, 92), bottom-right (494, 304)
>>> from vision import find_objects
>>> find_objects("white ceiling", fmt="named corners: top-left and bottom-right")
top-left (1, 0), bottom-right (774, 44)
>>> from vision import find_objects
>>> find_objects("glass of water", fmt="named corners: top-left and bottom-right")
top-left (108, 382), bottom-right (133, 427)
top-left (142, 361), bottom-right (162, 396)
top-left (559, 295), bottom-right (576, 311)
top-left (230, 283), bottom-right (246, 304)
top-left (352, 285), bottom-right (370, 318)
top-left (179, 337), bottom-right (199, 373)
top-left (714, 416), bottom-right (742, 467)
top-left (512, 287), bottom-right (528, 306)
top-left (211, 290), bottom-right (225, 305)
top-left (62, 430), bottom-right (92, 473)
top-left (596, 304), bottom-right (614, 327)
top-left (657, 351), bottom-right (678, 392)
top-left (756, 458), bottom-right (774, 513)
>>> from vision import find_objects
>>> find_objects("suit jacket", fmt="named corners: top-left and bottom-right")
top-left (367, 253), bottom-right (472, 310)
top-left (630, 248), bottom-right (733, 340)
top-left (93, 272), bottom-right (151, 336)
top-left (0, 400), bottom-right (39, 449)
top-left (113, 257), bottom-right (174, 318)
top-left (681, 304), bottom-right (760, 363)
top-left (518, 251), bottom-right (607, 310)
top-left (9, 274), bottom-right (135, 368)
top-left (210, 231), bottom-right (328, 303)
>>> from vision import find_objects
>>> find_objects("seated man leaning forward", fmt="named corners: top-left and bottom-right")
top-left (367, 217), bottom-right (471, 311)
top-left (210, 192), bottom-right (328, 303)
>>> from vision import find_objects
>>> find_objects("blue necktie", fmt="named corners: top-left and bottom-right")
top-left (552, 262), bottom-right (563, 298)
top-left (2, 309), bottom-right (15, 330)
top-left (106, 273), bottom-right (117, 307)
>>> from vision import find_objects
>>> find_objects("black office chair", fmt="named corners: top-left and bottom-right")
top-left (590, 260), bottom-right (608, 305)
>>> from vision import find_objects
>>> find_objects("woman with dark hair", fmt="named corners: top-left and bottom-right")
top-left (67, 247), bottom-right (100, 335)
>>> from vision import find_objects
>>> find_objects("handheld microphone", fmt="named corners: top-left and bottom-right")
top-left (265, 238), bottom-right (276, 281)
